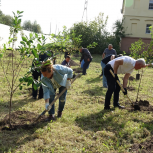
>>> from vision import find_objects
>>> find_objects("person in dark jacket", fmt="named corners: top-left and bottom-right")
top-left (101, 54), bottom-right (123, 88)
top-left (32, 51), bottom-right (55, 99)
top-left (61, 55), bottom-right (71, 67)
top-left (80, 48), bottom-right (92, 75)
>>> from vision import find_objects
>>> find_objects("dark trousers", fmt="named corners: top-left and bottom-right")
top-left (104, 64), bottom-right (120, 108)
top-left (32, 71), bottom-right (43, 99)
top-left (83, 58), bottom-right (92, 75)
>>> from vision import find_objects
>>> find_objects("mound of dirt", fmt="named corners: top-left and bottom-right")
top-left (127, 86), bottom-right (135, 91)
top-left (73, 54), bottom-right (80, 57)
top-left (0, 111), bottom-right (46, 131)
top-left (131, 137), bottom-right (153, 152)
top-left (129, 76), bottom-right (135, 81)
top-left (127, 100), bottom-right (153, 111)
top-left (69, 60), bottom-right (79, 66)
top-left (73, 68), bottom-right (82, 73)
top-left (8, 53), bottom-right (15, 57)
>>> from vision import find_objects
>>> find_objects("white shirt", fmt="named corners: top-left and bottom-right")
top-left (108, 56), bottom-right (136, 74)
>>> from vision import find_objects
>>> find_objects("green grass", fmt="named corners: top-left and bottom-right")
top-left (0, 52), bottom-right (153, 152)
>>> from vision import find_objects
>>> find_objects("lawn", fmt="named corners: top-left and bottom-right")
top-left (0, 53), bottom-right (153, 153)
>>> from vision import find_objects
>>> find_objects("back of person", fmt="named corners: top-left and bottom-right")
top-left (108, 56), bottom-right (136, 74)
top-left (82, 48), bottom-right (92, 62)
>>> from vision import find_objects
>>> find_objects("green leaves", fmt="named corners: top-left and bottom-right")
top-left (0, 54), bottom-right (3, 58)
top-left (32, 49), bottom-right (38, 58)
top-left (3, 44), bottom-right (6, 50)
top-left (22, 36), bottom-right (27, 42)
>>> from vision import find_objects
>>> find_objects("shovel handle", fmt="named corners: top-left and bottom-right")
top-left (109, 70), bottom-right (133, 105)
top-left (35, 73), bottom-right (81, 122)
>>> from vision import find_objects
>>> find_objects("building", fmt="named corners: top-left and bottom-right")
top-left (121, 0), bottom-right (153, 53)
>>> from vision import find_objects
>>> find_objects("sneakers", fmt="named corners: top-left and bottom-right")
top-left (45, 111), bottom-right (63, 121)
top-left (45, 115), bottom-right (55, 122)
top-left (114, 105), bottom-right (125, 109)
top-left (57, 111), bottom-right (62, 118)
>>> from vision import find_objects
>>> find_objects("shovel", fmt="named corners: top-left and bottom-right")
top-left (109, 70), bottom-right (140, 110)
top-left (35, 73), bottom-right (81, 122)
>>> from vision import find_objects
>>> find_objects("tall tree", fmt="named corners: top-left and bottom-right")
top-left (0, 10), bottom-right (13, 26)
top-left (70, 12), bottom-right (109, 54)
top-left (112, 19), bottom-right (125, 51)
top-left (22, 20), bottom-right (42, 33)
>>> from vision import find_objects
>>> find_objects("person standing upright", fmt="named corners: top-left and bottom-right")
top-left (101, 44), bottom-right (117, 88)
top-left (80, 47), bottom-right (93, 75)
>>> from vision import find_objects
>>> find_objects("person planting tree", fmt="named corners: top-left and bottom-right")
top-left (41, 59), bottom-right (73, 121)
top-left (79, 47), bottom-right (92, 75)
top-left (104, 56), bottom-right (147, 110)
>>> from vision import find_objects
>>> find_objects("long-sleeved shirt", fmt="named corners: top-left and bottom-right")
top-left (41, 64), bottom-right (73, 100)
top-left (80, 48), bottom-right (92, 62)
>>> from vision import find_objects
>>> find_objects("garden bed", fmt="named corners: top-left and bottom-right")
top-left (127, 100), bottom-right (153, 111)
top-left (131, 136), bottom-right (153, 152)
top-left (0, 111), bottom-right (46, 131)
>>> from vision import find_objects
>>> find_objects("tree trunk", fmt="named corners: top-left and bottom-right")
top-left (9, 92), bottom-right (13, 128)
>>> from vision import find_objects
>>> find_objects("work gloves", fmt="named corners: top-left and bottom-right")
top-left (45, 102), bottom-right (49, 110)
top-left (123, 88), bottom-right (127, 95)
top-left (114, 74), bottom-right (119, 81)
top-left (66, 80), bottom-right (71, 90)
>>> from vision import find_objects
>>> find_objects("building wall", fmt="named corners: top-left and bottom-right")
top-left (121, 0), bottom-right (153, 53)
top-left (121, 37), bottom-right (151, 54)
top-left (123, 0), bottom-right (153, 17)
top-left (123, 16), bottom-right (153, 38)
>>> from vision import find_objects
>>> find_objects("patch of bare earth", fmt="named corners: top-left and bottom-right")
top-left (0, 111), bottom-right (46, 131)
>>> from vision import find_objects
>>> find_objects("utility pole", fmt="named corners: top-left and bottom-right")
top-left (50, 22), bottom-right (51, 34)
top-left (55, 23), bottom-right (57, 35)
top-left (82, 0), bottom-right (88, 22)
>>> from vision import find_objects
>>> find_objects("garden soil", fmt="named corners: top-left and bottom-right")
top-left (127, 86), bottom-right (135, 91)
top-left (131, 136), bottom-right (153, 152)
top-left (127, 100), bottom-right (153, 111)
top-left (129, 76), bottom-right (135, 81)
top-left (73, 68), bottom-right (82, 73)
top-left (0, 111), bottom-right (46, 131)
top-left (69, 60), bottom-right (79, 66)
top-left (8, 53), bottom-right (15, 57)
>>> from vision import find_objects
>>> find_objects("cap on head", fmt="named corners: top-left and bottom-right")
top-left (66, 55), bottom-right (70, 59)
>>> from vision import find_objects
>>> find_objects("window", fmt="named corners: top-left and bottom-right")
top-left (149, 0), bottom-right (153, 9)
top-left (146, 24), bottom-right (152, 34)
top-left (131, 23), bottom-right (137, 34)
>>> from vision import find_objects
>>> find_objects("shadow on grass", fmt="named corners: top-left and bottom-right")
top-left (82, 86), bottom-right (106, 97)
top-left (0, 120), bottom-right (49, 152)
top-left (75, 109), bottom-right (125, 132)
top-left (85, 76), bottom-right (101, 84)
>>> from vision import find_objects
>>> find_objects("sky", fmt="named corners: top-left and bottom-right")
top-left (0, 0), bottom-right (123, 34)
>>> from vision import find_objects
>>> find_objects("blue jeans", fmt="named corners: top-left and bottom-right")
top-left (48, 86), bottom-right (67, 115)
top-left (101, 61), bottom-right (107, 87)
top-left (83, 58), bottom-right (92, 75)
